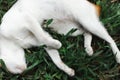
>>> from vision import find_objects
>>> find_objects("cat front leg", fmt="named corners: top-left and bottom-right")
top-left (24, 14), bottom-right (62, 49)
top-left (45, 47), bottom-right (75, 76)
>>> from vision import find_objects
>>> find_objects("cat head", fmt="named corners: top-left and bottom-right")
top-left (0, 38), bottom-right (27, 74)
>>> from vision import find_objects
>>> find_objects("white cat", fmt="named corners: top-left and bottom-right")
top-left (0, 0), bottom-right (120, 76)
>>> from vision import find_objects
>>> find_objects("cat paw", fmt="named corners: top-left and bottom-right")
top-left (67, 68), bottom-right (75, 76)
top-left (85, 46), bottom-right (93, 56)
top-left (116, 52), bottom-right (120, 63)
top-left (48, 39), bottom-right (62, 49)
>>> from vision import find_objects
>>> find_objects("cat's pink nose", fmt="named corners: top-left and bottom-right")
top-left (15, 65), bottom-right (27, 73)
top-left (8, 64), bottom-right (27, 74)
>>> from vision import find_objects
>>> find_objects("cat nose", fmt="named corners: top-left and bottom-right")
top-left (15, 65), bottom-right (27, 73)
top-left (8, 64), bottom-right (27, 74)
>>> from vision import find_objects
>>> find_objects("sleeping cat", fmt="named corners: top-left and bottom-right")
top-left (0, 0), bottom-right (120, 76)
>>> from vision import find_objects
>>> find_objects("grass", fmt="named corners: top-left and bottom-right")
top-left (0, 0), bottom-right (120, 80)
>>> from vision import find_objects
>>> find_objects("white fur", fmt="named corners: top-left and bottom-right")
top-left (0, 0), bottom-right (120, 76)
